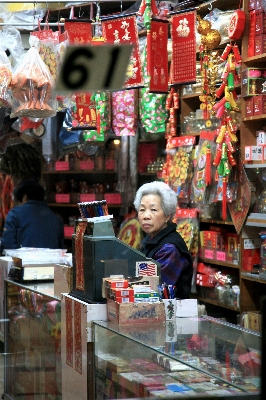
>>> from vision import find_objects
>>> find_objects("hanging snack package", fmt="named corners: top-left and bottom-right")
top-left (10, 46), bottom-right (56, 118)
top-left (30, 26), bottom-right (69, 111)
top-left (190, 131), bottom-right (217, 209)
top-left (69, 92), bottom-right (97, 129)
top-left (165, 136), bottom-right (196, 206)
top-left (83, 91), bottom-right (111, 142)
top-left (0, 49), bottom-right (12, 108)
top-left (112, 89), bottom-right (138, 136)
top-left (173, 208), bottom-right (199, 294)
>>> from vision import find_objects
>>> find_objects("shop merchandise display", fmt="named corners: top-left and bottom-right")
top-left (0, 0), bottom-right (264, 343)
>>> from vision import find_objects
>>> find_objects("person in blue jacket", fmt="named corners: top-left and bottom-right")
top-left (0, 179), bottom-right (65, 252)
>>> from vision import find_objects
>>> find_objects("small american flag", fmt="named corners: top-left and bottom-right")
top-left (136, 262), bottom-right (157, 276)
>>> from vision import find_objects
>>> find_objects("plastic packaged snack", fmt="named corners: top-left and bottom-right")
top-left (10, 47), bottom-right (56, 118)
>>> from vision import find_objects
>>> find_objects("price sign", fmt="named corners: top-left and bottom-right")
top-left (54, 44), bottom-right (133, 92)
top-left (204, 249), bottom-right (214, 259)
top-left (216, 251), bottom-right (226, 261)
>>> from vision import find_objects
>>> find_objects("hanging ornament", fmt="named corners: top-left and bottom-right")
top-left (197, 15), bottom-right (221, 50)
top-left (197, 14), bottom-right (221, 119)
top-left (137, 0), bottom-right (158, 74)
top-left (228, 9), bottom-right (246, 40)
top-left (165, 86), bottom-right (179, 138)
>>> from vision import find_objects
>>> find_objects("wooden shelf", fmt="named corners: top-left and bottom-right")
top-left (200, 218), bottom-right (234, 225)
top-left (244, 163), bottom-right (266, 168)
top-left (198, 257), bottom-right (240, 269)
top-left (245, 213), bottom-right (266, 227)
top-left (243, 54), bottom-right (266, 63)
top-left (243, 114), bottom-right (266, 121)
top-left (43, 170), bottom-right (117, 175)
top-left (195, 296), bottom-right (239, 312)
top-left (241, 272), bottom-right (266, 284)
top-left (181, 93), bottom-right (201, 100)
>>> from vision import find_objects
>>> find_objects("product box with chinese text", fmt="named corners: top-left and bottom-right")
top-left (107, 298), bottom-right (165, 326)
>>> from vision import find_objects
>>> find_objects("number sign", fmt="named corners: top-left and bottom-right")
top-left (54, 44), bottom-right (133, 92)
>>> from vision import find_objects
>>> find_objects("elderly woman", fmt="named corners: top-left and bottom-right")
top-left (134, 181), bottom-right (193, 299)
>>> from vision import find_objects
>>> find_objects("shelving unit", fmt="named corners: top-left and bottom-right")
top-left (177, 0), bottom-right (266, 325)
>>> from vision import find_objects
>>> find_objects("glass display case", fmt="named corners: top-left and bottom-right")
top-left (4, 279), bottom-right (61, 400)
top-left (93, 318), bottom-right (261, 399)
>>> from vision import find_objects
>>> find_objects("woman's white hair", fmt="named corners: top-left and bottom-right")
top-left (133, 181), bottom-right (177, 220)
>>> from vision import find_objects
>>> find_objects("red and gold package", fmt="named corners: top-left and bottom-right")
top-left (163, 136), bottom-right (196, 206)
top-left (173, 208), bottom-right (199, 293)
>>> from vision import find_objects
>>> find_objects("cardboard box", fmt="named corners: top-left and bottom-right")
top-left (255, 33), bottom-right (266, 54)
top-left (251, 145), bottom-right (263, 160)
top-left (245, 146), bottom-right (251, 161)
top-left (243, 311), bottom-right (262, 332)
top-left (241, 238), bottom-right (261, 272)
top-left (245, 97), bottom-right (254, 117)
top-left (248, 10), bottom-right (256, 57)
top-left (242, 68), bottom-right (265, 97)
top-left (176, 299), bottom-right (198, 318)
top-left (54, 264), bottom-right (73, 297)
top-left (107, 298), bottom-right (165, 326)
top-left (253, 94), bottom-right (266, 115)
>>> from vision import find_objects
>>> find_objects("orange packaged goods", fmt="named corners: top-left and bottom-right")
top-left (111, 288), bottom-right (134, 298)
top-left (10, 47), bottom-right (56, 119)
top-left (105, 278), bottom-right (129, 289)
top-left (115, 296), bottom-right (135, 303)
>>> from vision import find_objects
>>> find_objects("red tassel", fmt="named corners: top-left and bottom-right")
top-left (222, 177), bottom-right (227, 220)
top-left (205, 144), bottom-right (211, 186)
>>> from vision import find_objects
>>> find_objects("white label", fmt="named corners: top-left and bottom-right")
top-left (243, 238), bottom-right (261, 249)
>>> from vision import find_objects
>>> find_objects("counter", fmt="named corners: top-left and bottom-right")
top-left (2, 280), bottom-right (263, 400)
top-left (93, 318), bottom-right (261, 399)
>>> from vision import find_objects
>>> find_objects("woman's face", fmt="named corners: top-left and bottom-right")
top-left (138, 194), bottom-right (169, 239)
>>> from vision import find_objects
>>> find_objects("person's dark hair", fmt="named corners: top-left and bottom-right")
top-left (13, 179), bottom-right (45, 203)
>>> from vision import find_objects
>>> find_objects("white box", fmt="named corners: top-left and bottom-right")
top-left (176, 299), bottom-right (198, 317)
top-left (256, 130), bottom-right (266, 145)
top-left (251, 145), bottom-right (263, 161)
top-left (245, 146), bottom-right (251, 161)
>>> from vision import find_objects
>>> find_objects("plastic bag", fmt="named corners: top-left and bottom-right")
top-left (164, 136), bottom-right (196, 206)
top-left (0, 50), bottom-right (12, 108)
top-left (112, 89), bottom-right (138, 136)
top-left (173, 208), bottom-right (199, 294)
top-left (0, 4), bottom-right (45, 31)
top-left (0, 27), bottom-right (25, 67)
top-left (191, 131), bottom-right (217, 206)
top-left (30, 26), bottom-right (69, 82)
top-left (10, 46), bottom-right (56, 118)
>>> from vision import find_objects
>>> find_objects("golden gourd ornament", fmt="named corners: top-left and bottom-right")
top-left (197, 15), bottom-right (211, 35)
top-left (202, 29), bottom-right (221, 50)
top-left (197, 15), bottom-right (221, 50)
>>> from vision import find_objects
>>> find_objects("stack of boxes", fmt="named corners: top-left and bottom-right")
top-left (248, 0), bottom-right (266, 57)
top-left (242, 68), bottom-right (266, 119)
top-left (199, 228), bottom-right (239, 263)
top-left (104, 277), bottom-right (160, 304)
top-left (245, 129), bottom-right (266, 161)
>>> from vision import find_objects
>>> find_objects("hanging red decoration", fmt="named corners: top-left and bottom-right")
top-left (149, 18), bottom-right (169, 93)
top-left (170, 10), bottom-right (197, 85)
top-left (101, 14), bottom-right (143, 89)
